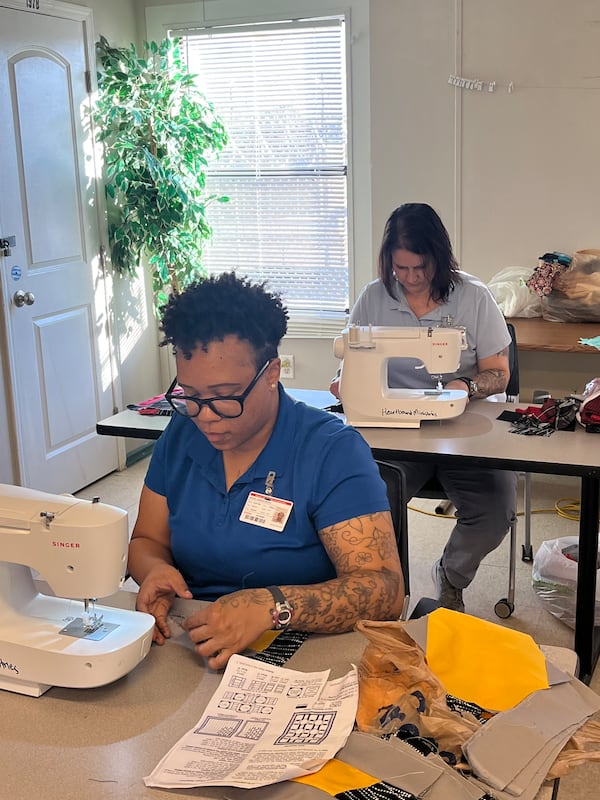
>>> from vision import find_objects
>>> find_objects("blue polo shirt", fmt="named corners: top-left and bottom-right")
top-left (144, 387), bottom-right (389, 600)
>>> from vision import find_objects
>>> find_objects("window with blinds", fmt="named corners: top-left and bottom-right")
top-left (177, 18), bottom-right (348, 336)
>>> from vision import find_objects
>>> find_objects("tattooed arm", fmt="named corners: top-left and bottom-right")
top-left (184, 510), bottom-right (404, 669)
top-left (290, 512), bottom-right (405, 629)
top-left (444, 347), bottom-right (510, 399)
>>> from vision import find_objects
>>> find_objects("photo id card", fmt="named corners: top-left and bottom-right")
top-left (240, 491), bottom-right (293, 532)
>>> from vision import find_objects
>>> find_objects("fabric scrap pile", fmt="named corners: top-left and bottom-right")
top-left (509, 397), bottom-right (580, 436)
top-left (353, 610), bottom-right (600, 800)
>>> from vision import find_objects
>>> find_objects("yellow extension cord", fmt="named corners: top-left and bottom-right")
top-left (407, 496), bottom-right (583, 522)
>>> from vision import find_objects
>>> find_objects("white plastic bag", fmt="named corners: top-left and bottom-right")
top-left (487, 266), bottom-right (542, 318)
top-left (532, 536), bottom-right (600, 628)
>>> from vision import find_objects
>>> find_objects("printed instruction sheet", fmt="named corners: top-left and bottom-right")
top-left (145, 654), bottom-right (358, 789)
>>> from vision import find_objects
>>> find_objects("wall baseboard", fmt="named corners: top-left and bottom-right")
top-left (126, 443), bottom-right (154, 467)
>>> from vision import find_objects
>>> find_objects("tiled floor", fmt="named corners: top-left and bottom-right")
top-left (76, 463), bottom-right (600, 798)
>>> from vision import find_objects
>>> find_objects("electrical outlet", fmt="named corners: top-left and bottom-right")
top-left (279, 354), bottom-right (295, 379)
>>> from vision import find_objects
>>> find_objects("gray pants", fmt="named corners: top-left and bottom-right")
top-left (397, 461), bottom-right (518, 589)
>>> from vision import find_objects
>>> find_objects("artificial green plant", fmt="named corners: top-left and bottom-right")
top-left (94, 35), bottom-right (228, 307)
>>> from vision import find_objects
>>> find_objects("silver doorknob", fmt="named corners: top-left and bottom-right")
top-left (13, 290), bottom-right (35, 307)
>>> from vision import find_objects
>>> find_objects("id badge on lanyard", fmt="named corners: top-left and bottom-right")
top-left (239, 471), bottom-right (293, 532)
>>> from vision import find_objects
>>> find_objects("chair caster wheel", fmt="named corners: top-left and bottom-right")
top-left (494, 599), bottom-right (514, 619)
top-left (522, 544), bottom-right (534, 562)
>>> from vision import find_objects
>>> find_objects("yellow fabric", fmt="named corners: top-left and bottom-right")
top-left (248, 629), bottom-right (281, 652)
top-left (426, 607), bottom-right (549, 711)
top-left (293, 759), bottom-right (377, 794)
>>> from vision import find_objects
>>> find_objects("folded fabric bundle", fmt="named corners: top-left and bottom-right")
top-left (127, 388), bottom-right (183, 416)
top-left (463, 677), bottom-right (600, 797)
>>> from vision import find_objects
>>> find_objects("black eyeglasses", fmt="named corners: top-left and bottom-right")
top-left (165, 360), bottom-right (272, 419)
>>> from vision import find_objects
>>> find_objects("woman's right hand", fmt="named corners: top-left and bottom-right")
top-left (135, 563), bottom-right (193, 644)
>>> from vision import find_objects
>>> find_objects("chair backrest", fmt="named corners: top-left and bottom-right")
top-left (505, 322), bottom-right (520, 402)
top-left (374, 459), bottom-right (410, 594)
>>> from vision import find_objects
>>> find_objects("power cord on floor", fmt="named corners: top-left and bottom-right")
top-left (407, 497), bottom-right (583, 522)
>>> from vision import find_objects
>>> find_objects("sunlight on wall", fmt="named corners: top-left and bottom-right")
top-left (118, 272), bottom-right (150, 363)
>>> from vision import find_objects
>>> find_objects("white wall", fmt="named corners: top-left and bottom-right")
top-left (71, 0), bottom-right (140, 43)
top-left (370, 0), bottom-right (600, 280)
top-left (367, 0), bottom-right (600, 399)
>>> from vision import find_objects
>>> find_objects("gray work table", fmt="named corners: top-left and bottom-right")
top-left (0, 588), bottom-right (576, 800)
top-left (97, 392), bottom-right (600, 680)
top-left (356, 400), bottom-right (600, 682)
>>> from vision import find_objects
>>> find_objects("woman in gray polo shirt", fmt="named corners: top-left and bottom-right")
top-left (331, 203), bottom-right (517, 613)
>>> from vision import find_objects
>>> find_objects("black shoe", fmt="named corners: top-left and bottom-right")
top-left (431, 559), bottom-right (465, 613)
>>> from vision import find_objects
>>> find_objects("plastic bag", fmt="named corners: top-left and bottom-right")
top-left (355, 619), bottom-right (486, 768)
top-left (541, 249), bottom-right (600, 322)
top-left (532, 536), bottom-right (600, 628)
top-left (488, 266), bottom-right (542, 317)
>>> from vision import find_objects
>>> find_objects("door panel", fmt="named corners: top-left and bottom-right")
top-left (16, 53), bottom-right (83, 264)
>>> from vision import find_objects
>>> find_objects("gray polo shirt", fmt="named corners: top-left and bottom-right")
top-left (349, 272), bottom-right (511, 389)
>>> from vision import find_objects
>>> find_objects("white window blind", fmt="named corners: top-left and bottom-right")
top-left (178, 19), bottom-right (348, 336)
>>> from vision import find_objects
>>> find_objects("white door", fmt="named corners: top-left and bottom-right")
top-left (0, 3), bottom-right (120, 494)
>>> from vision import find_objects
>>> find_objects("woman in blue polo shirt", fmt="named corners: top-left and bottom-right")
top-left (127, 272), bottom-right (404, 670)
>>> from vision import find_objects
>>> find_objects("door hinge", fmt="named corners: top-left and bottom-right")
top-left (99, 244), bottom-right (107, 268)
top-left (85, 70), bottom-right (92, 94)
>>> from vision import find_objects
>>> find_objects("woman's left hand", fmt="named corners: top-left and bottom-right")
top-left (182, 588), bottom-right (273, 670)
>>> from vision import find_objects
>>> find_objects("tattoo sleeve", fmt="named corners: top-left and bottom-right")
top-left (276, 512), bottom-right (404, 634)
top-left (472, 348), bottom-right (510, 397)
top-left (472, 368), bottom-right (509, 398)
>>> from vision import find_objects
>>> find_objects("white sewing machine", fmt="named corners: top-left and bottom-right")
top-left (0, 484), bottom-right (155, 697)
top-left (333, 325), bottom-right (469, 428)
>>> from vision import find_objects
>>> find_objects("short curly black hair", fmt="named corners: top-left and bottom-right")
top-left (159, 272), bottom-right (289, 364)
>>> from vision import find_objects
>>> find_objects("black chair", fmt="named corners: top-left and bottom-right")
top-left (398, 321), bottom-right (530, 619)
top-left (375, 459), bottom-right (440, 620)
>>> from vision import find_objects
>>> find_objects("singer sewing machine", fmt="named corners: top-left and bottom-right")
top-left (0, 484), bottom-right (155, 697)
top-left (333, 325), bottom-right (469, 427)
